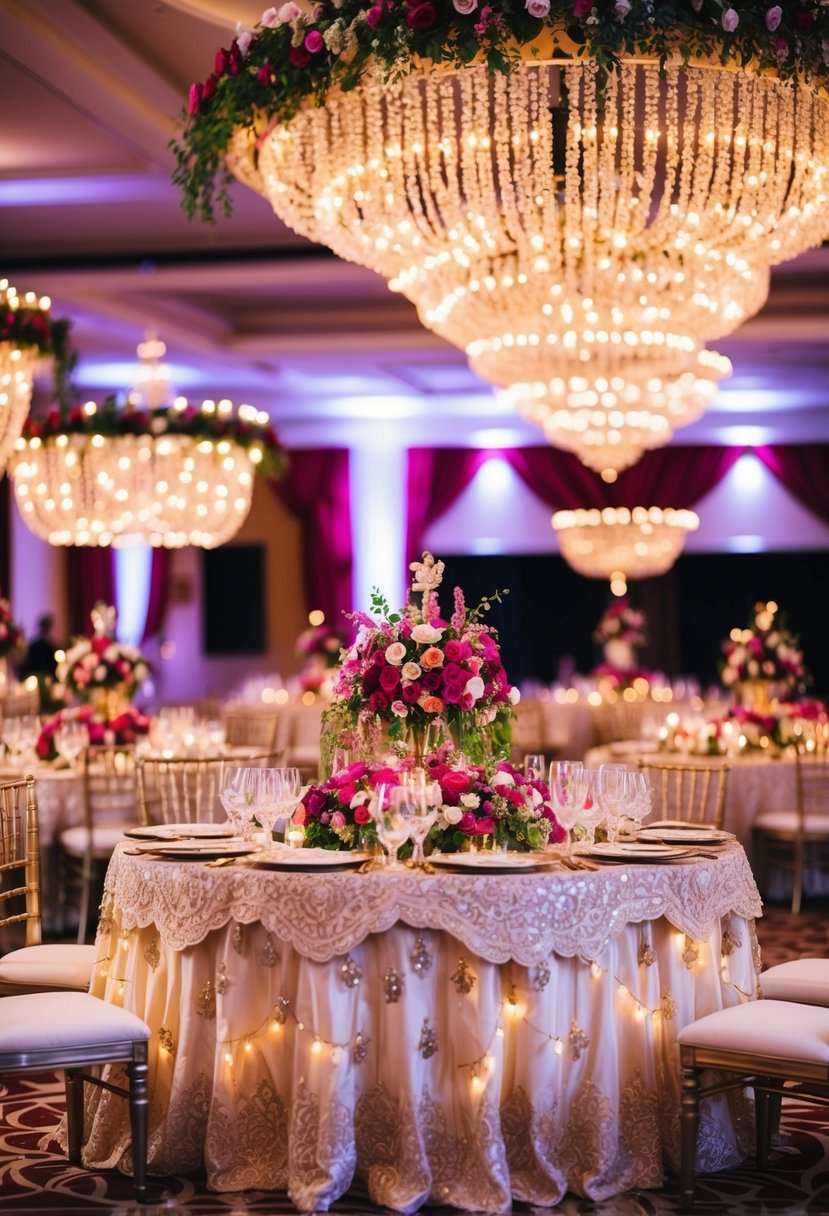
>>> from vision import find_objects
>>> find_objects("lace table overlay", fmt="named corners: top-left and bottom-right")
top-left (81, 892), bottom-right (759, 1212)
top-left (103, 842), bottom-right (762, 964)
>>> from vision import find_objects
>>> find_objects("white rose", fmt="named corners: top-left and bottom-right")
top-left (454, 0), bottom-right (478, 11)
top-left (460, 792), bottom-right (480, 809)
top-left (385, 641), bottom-right (407, 665)
top-left (509, 686), bottom-right (521, 705)
top-left (411, 623), bottom-right (443, 645)
top-left (402, 661), bottom-right (422, 681)
top-left (492, 770), bottom-right (515, 788)
top-left (442, 806), bottom-right (463, 826)
top-left (464, 675), bottom-right (485, 702)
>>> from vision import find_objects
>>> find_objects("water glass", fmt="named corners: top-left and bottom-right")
top-left (371, 787), bottom-right (409, 868)
top-left (392, 783), bottom-right (437, 865)
top-left (55, 719), bottom-right (88, 767)
top-left (627, 771), bottom-right (654, 835)
top-left (596, 765), bottom-right (633, 843)
top-left (219, 767), bottom-right (257, 839)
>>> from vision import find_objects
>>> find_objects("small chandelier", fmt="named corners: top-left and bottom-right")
top-left (9, 338), bottom-right (282, 548)
top-left (0, 278), bottom-right (55, 474)
top-left (501, 348), bottom-right (731, 477)
top-left (552, 506), bottom-right (699, 595)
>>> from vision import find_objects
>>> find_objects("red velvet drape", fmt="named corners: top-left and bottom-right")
top-left (66, 549), bottom-right (115, 636)
top-left (271, 449), bottom-right (354, 628)
top-left (141, 549), bottom-right (171, 642)
top-left (753, 444), bottom-right (829, 527)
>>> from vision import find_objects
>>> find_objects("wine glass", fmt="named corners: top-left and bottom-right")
top-left (549, 761), bottom-right (589, 854)
top-left (576, 769), bottom-right (604, 850)
top-left (55, 719), bottom-right (87, 768)
top-left (219, 766), bottom-right (257, 839)
top-left (596, 765), bottom-right (633, 844)
top-left (524, 753), bottom-right (544, 780)
top-left (251, 769), bottom-right (282, 850)
top-left (393, 782), bottom-right (438, 866)
top-left (371, 788), bottom-right (409, 869)
top-left (273, 766), bottom-right (301, 837)
top-left (627, 771), bottom-right (654, 836)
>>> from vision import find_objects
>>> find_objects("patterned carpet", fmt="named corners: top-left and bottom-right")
top-left (2, 901), bottom-right (828, 1216)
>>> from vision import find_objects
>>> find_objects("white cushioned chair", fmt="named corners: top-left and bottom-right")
top-left (0, 775), bottom-right (96, 995)
top-left (677, 999), bottom-right (829, 1211)
top-left (0, 990), bottom-right (150, 1202)
top-left (761, 957), bottom-right (829, 1006)
top-left (752, 739), bottom-right (829, 915)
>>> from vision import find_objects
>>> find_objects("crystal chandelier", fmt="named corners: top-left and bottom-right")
top-left (552, 506), bottom-right (699, 595)
top-left (500, 348), bottom-right (732, 476)
top-left (9, 338), bottom-right (280, 549)
top-left (234, 56), bottom-right (826, 375)
top-left (0, 279), bottom-right (53, 474)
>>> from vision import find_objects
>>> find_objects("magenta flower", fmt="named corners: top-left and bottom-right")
top-left (765, 5), bottom-right (782, 31)
top-left (366, 4), bottom-right (384, 26)
top-left (187, 82), bottom-right (203, 116)
top-left (305, 29), bottom-right (323, 53)
top-left (406, 2), bottom-right (437, 28)
top-left (722, 7), bottom-right (739, 32)
top-left (573, 0), bottom-right (592, 17)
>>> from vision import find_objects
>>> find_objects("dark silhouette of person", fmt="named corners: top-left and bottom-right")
top-left (19, 613), bottom-right (58, 680)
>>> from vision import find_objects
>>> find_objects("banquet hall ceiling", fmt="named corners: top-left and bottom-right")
top-left (2, 0), bottom-right (829, 449)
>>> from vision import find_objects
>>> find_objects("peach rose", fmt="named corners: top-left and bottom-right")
top-left (420, 647), bottom-right (444, 669)
top-left (420, 695), bottom-right (444, 714)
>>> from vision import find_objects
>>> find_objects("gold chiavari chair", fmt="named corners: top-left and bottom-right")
top-left (636, 758), bottom-right (729, 829)
top-left (136, 751), bottom-right (282, 826)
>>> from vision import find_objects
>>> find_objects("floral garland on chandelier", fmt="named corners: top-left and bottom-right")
top-left (1, 280), bottom-right (75, 403)
top-left (175, 1), bottom-right (829, 222)
top-left (21, 394), bottom-right (285, 476)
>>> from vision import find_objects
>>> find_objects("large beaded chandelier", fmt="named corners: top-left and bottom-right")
top-left (0, 278), bottom-right (55, 474)
top-left (176, 6), bottom-right (829, 471)
top-left (9, 337), bottom-right (282, 548)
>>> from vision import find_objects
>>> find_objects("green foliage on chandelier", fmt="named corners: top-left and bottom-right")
top-left (172, 0), bottom-right (829, 223)
top-left (21, 395), bottom-right (287, 480)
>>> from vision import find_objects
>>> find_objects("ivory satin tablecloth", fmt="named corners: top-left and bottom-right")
top-left (81, 843), bottom-right (762, 1213)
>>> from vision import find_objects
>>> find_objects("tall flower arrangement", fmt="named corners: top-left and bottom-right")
top-left (57, 603), bottom-right (151, 702)
top-left (0, 594), bottom-right (25, 660)
top-left (329, 553), bottom-right (519, 764)
top-left (591, 598), bottom-right (649, 687)
top-left (720, 601), bottom-right (808, 693)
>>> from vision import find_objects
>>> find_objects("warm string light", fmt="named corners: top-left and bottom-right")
top-left (552, 506), bottom-right (700, 591)
top-left (0, 279), bottom-right (51, 475)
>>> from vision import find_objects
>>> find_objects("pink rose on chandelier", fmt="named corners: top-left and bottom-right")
top-left (722, 7), bottom-right (739, 32)
top-left (525, 0), bottom-right (550, 16)
top-left (453, 0), bottom-right (478, 13)
top-left (765, 6), bottom-right (782, 31)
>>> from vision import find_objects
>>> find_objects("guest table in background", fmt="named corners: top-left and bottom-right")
top-left (79, 843), bottom-right (761, 1213)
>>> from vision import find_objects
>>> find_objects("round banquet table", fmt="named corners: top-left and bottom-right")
top-left (79, 842), bottom-right (762, 1214)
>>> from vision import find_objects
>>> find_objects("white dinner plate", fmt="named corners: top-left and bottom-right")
top-left (127, 840), bottom-right (258, 860)
top-left (428, 852), bottom-right (554, 873)
top-left (248, 848), bottom-right (371, 870)
top-left (124, 822), bottom-right (237, 840)
top-left (585, 841), bottom-right (692, 862)
top-left (637, 826), bottom-right (734, 846)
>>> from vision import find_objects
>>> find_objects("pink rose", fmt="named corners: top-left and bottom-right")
top-left (614, 0), bottom-right (630, 15)
top-left (305, 29), bottom-right (323, 52)
top-left (457, 812), bottom-right (477, 833)
top-left (338, 782), bottom-right (357, 805)
top-left (187, 82), bottom-right (202, 116)
top-left (391, 700), bottom-right (408, 718)
top-left (524, 0), bottom-right (548, 14)
top-left (406, 2), bottom-right (437, 28)
top-left (474, 816), bottom-right (496, 835)
top-left (330, 810), bottom-right (346, 829)
top-left (454, 0), bottom-right (477, 10)
top-left (721, 7), bottom-right (739, 32)
top-left (354, 805), bottom-right (371, 825)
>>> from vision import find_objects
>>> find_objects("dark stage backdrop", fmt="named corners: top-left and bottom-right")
top-left (442, 552), bottom-right (829, 698)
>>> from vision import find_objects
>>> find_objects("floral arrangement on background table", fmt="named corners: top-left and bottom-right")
top-left (719, 600), bottom-right (809, 711)
top-left (327, 552), bottom-right (519, 768)
top-left (36, 703), bottom-right (150, 764)
top-left (57, 603), bottom-right (151, 717)
top-left (292, 752), bottom-right (564, 854)
top-left (295, 616), bottom-right (346, 697)
top-left (0, 593), bottom-right (26, 661)
top-left (707, 698), bottom-right (827, 755)
top-left (591, 598), bottom-right (652, 691)
top-left (173, 0), bottom-right (829, 223)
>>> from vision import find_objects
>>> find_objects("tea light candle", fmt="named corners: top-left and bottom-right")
top-left (287, 828), bottom-right (305, 849)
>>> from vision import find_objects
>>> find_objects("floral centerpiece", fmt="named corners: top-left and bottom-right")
top-left (591, 598), bottom-right (648, 687)
top-left (174, 2), bottom-right (829, 223)
top-left (720, 601), bottom-right (809, 710)
top-left (295, 617), bottom-right (346, 696)
top-left (1, 278), bottom-right (75, 405)
top-left (36, 703), bottom-right (151, 764)
top-left (707, 698), bottom-right (827, 755)
top-left (57, 603), bottom-right (151, 714)
top-left (291, 751), bottom-right (565, 853)
top-left (328, 552), bottom-right (519, 767)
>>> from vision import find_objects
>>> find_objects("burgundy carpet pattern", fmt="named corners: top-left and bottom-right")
top-left (2, 904), bottom-right (828, 1216)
